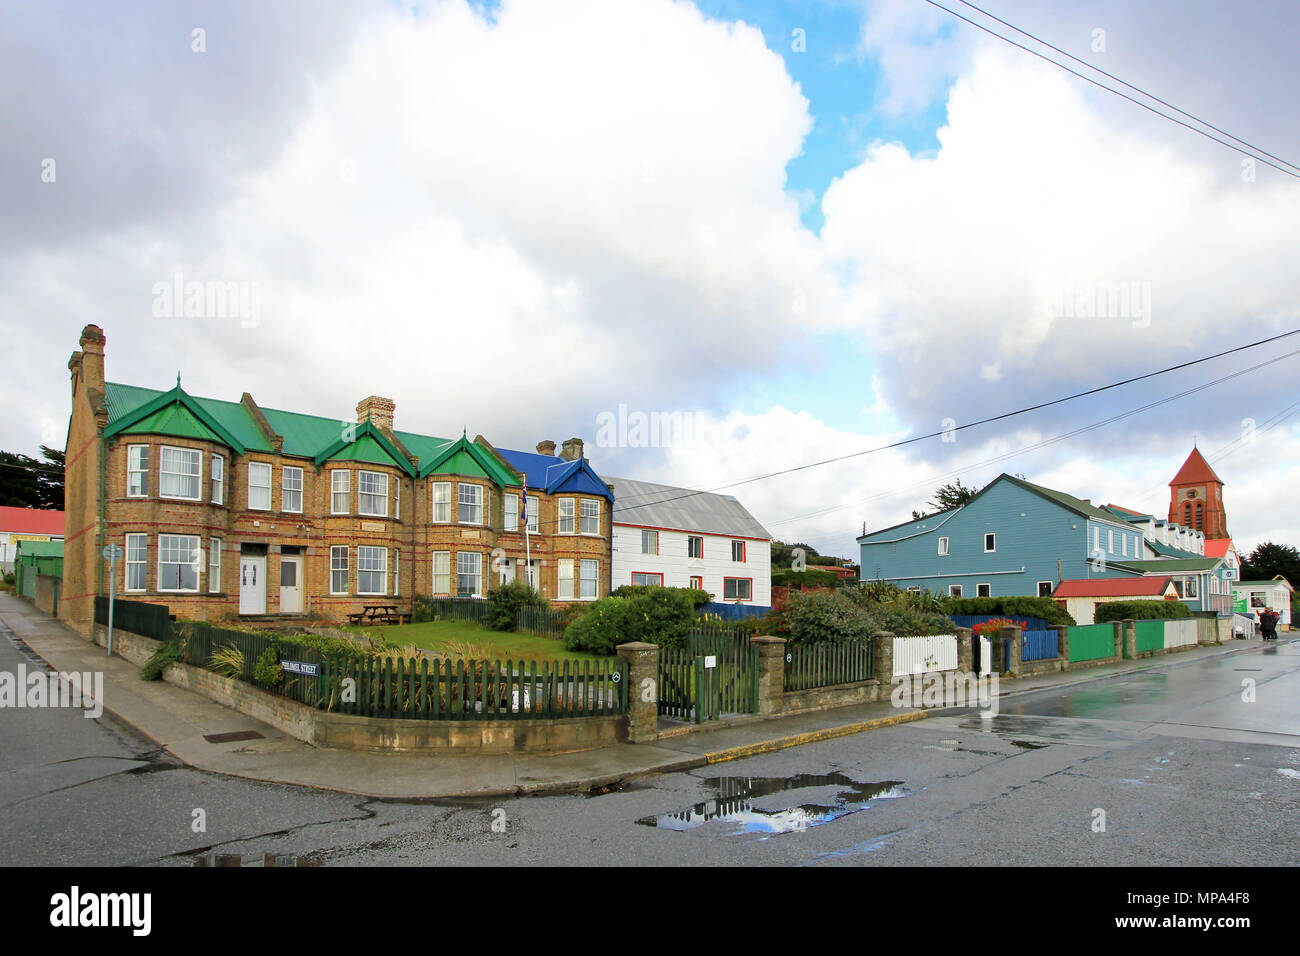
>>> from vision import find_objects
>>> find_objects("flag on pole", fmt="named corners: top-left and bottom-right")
top-left (520, 477), bottom-right (528, 528)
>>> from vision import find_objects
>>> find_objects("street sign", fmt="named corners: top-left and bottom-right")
top-left (704, 655), bottom-right (717, 669)
top-left (280, 660), bottom-right (319, 677)
top-left (103, 544), bottom-right (123, 561)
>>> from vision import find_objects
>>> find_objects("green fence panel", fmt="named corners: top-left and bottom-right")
top-left (784, 638), bottom-right (874, 691)
top-left (1068, 623), bottom-right (1116, 662)
top-left (1135, 620), bottom-right (1165, 654)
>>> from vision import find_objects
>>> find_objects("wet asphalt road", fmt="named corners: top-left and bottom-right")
top-left (2, 630), bottom-right (1298, 866)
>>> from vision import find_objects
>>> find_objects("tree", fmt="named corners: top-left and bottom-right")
top-left (0, 446), bottom-right (64, 509)
top-left (912, 479), bottom-right (979, 521)
top-left (1240, 542), bottom-right (1300, 586)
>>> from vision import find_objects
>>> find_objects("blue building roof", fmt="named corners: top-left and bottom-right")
top-left (495, 448), bottom-right (614, 500)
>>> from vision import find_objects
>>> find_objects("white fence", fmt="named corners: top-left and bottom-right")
top-left (1163, 619), bottom-right (1199, 649)
top-left (893, 634), bottom-right (959, 678)
top-left (1232, 613), bottom-right (1256, 640)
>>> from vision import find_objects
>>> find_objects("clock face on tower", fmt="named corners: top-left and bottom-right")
top-left (1187, 489), bottom-right (1197, 499)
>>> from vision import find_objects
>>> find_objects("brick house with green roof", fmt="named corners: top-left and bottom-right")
top-left (60, 325), bottom-right (613, 632)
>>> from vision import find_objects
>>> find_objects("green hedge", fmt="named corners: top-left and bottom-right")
top-left (564, 588), bottom-right (698, 654)
top-left (944, 595), bottom-right (1075, 625)
top-left (771, 568), bottom-right (841, 589)
top-left (1095, 600), bottom-right (1192, 622)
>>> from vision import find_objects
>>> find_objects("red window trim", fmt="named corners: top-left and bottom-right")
top-left (689, 575), bottom-right (704, 589)
top-left (731, 540), bottom-right (746, 562)
top-left (631, 571), bottom-right (664, 586)
top-left (616, 522), bottom-right (769, 543)
top-left (723, 576), bottom-right (753, 600)
top-left (688, 535), bottom-right (704, 559)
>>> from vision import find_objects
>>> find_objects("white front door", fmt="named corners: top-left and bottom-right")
top-left (279, 556), bottom-right (302, 613)
top-left (239, 556), bottom-right (267, 615)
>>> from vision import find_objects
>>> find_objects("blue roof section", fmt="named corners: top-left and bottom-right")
top-left (495, 448), bottom-right (614, 500)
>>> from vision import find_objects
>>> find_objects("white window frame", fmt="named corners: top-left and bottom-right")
top-left (723, 577), bottom-right (752, 601)
top-left (457, 551), bottom-right (483, 598)
top-left (392, 549), bottom-right (400, 596)
top-left (357, 546), bottom-right (387, 595)
top-left (1121, 534), bottom-right (1128, 557)
top-left (457, 482), bottom-right (483, 525)
top-left (526, 496), bottom-right (539, 533)
top-left (358, 470), bottom-right (389, 517)
top-left (937, 536), bottom-right (949, 556)
top-left (127, 445), bottom-right (149, 497)
top-left (209, 538), bottom-right (222, 593)
top-left (125, 533), bottom-right (147, 592)
top-left (159, 446), bottom-right (201, 501)
top-left (331, 470), bottom-right (350, 515)
top-left (330, 545), bottom-right (349, 595)
top-left (579, 558), bottom-right (598, 600)
top-left (688, 535), bottom-right (704, 559)
top-left (1037, 581), bottom-right (1054, 597)
top-left (949, 584), bottom-right (963, 598)
top-left (977, 583), bottom-right (991, 597)
top-left (157, 533), bottom-right (201, 593)
top-left (432, 550), bottom-right (451, 595)
top-left (282, 465), bottom-right (303, 514)
top-left (247, 461), bottom-right (272, 511)
top-left (1107, 529), bottom-right (1115, 554)
top-left (558, 498), bottom-right (575, 535)
top-left (641, 530), bottom-right (658, 555)
top-left (505, 493), bottom-right (519, 532)
top-left (581, 499), bottom-right (601, 535)
top-left (983, 533), bottom-right (996, 553)
top-left (210, 453), bottom-right (224, 505)
top-left (395, 479), bottom-right (401, 521)
top-left (432, 481), bottom-right (451, 523)
top-left (731, 540), bottom-right (746, 562)
top-left (689, 575), bottom-right (704, 590)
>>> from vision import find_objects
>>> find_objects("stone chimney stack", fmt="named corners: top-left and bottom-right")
top-left (356, 396), bottom-right (395, 432)
top-left (559, 437), bottom-right (585, 462)
top-left (536, 440), bottom-right (557, 456)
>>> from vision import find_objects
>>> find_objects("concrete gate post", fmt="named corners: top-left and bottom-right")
top-left (751, 635), bottom-right (786, 716)
top-left (1123, 619), bottom-right (1138, 661)
top-left (1052, 625), bottom-right (1070, 670)
top-left (616, 642), bottom-right (659, 744)
top-left (1112, 621), bottom-right (1124, 660)
top-left (872, 630), bottom-right (895, 685)
top-left (955, 627), bottom-right (973, 674)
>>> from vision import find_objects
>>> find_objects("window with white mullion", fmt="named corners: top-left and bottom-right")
top-left (210, 454), bottom-right (224, 504)
top-left (432, 551), bottom-right (450, 595)
top-left (157, 533), bottom-right (201, 592)
top-left (125, 534), bottom-right (147, 591)
top-left (248, 461), bottom-right (272, 510)
top-left (330, 546), bottom-right (349, 594)
top-left (581, 499), bottom-right (601, 535)
top-left (358, 471), bottom-right (388, 516)
top-left (357, 546), bottom-right (387, 594)
top-left (458, 483), bottom-right (483, 525)
top-left (432, 481), bottom-right (451, 523)
top-left (127, 445), bottom-right (150, 497)
top-left (558, 498), bottom-right (575, 534)
top-left (331, 470), bottom-right (350, 514)
top-left (160, 446), bottom-right (201, 500)
top-left (282, 466), bottom-right (303, 513)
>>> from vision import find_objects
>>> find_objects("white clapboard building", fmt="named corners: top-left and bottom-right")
top-left (606, 476), bottom-right (771, 607)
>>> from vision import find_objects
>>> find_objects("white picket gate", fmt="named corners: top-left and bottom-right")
top-left (977, 635), bottom-right (993, 676)
top-left (1163, 619), bottom-right (1198, 649)
top-left (893, 634), bottom-right (959, 678)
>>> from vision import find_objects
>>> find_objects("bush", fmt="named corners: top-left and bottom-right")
top-left (485, 581), bottom-right (548, 631)
top-left (612, 584), bottom-right (713, 606)
top-left (1096, 600), bottom-right (1192, 623)
top-left (771, 568), bottom-right (840, 589)
top-left (783, 590), bottom-right (875, 644)
top-left (944, 595), bottom-right (1075, 626)
top-left (252, 647), bottom-right (284, 688)
top-left (139, 641), bottom-right (184, 681)
top-left (563, 588), bottom-right (699, 654)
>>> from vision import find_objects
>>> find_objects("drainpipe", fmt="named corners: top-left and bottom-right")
top-left (97, 433), bottom-right (106, 600)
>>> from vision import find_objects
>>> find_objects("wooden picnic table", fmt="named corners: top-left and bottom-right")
top-left (347, 603), bottom-right (411, 626)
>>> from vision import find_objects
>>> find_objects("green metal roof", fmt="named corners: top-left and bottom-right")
top-left (418, 434), bottom-right (519, 486)
top-left (105, 381), bottom-right (453, 473)
top-left (313, 421), bottom-right (417, 476)
top-left (1146, 540), bottom-right (1205, 559)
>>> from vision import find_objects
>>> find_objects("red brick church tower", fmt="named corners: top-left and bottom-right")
top-left (1168, 446), bottom-right (1229, 538)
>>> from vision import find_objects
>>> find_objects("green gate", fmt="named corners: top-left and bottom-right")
top-left (657, 644), bottom-right (758, 723)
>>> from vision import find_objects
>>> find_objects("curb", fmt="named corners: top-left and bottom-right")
top-left (700, 709), bottom-right (931, 764)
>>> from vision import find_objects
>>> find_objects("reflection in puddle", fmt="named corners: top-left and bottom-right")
top-left (637, 773), bottom-right (906, 834)
top-left (1010, 740), bottom-right (1047, 750)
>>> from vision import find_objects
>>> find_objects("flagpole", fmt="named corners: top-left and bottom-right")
top-left (522, 478), bottom-right (531, 590)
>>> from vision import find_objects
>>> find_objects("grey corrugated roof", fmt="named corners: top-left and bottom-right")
top-left (606, 476), bottom-right (772, 540)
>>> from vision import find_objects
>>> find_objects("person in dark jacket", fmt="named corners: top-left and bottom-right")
top-left (1258, 608), bottom-right (1280, 641)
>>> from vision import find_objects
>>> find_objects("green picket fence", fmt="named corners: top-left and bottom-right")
top-left (94, 596), bottom-right (172, 642)
top-left (1068, 623), bottom-right (1115, 662)
top-left (686, 627), bottom-right (753, 655)
top-left (515, 605), bottom-right (568, 638)
top-left (319, 656), bottom-right (628, 720)
top-left (784, 638), bottom-right (874, 691)
top-left (656, 643), bottom-right (758, 722)
top-left (416, 597), bottom-right (497, 626)
top-left (174, 620), bottom-right (334, 709)
top-left (1135, 620), bottom-right (1165, 655)
top-left (658, 647), bottom-right (697, 720)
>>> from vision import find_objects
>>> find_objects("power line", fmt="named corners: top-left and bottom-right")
top-left (923, 0), bottom-right (1300, 181)
top-left (606, 328), bottom-right (1300, 519)
top-left (763, 347), bottom-right (1300, 536)
top-left (950, 0), bottom-right (1300, 175)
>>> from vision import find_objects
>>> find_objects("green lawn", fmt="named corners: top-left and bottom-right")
top-left (345, 619), bottom-right (610, 665)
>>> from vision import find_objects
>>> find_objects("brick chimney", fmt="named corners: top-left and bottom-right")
top-left (78, 325), bottom-right (106, 392)
top-left (559, 437), bottom-right (584, 461)
top-left (356, 396), bottom-right (395, 431)
top-left (536, 440), bottom-right (557, 456)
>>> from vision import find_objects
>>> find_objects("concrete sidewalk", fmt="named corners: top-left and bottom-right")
top-left (0, 592), bottom-right (1277, 800)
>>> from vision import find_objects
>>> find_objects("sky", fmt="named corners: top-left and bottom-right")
top-left (2, 0), bottom-right (1298, 561)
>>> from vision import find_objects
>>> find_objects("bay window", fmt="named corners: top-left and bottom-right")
top-left (160, 446), bottom-right (200, 500)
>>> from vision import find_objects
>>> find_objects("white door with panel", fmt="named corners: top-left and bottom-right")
top-left (279, 556), bottom-right (303, 613)
top-left (239, 555), bottom-right (267, 615)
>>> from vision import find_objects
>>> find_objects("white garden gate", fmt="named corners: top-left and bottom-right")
top-left (892, 633), bottom-right (959, 678)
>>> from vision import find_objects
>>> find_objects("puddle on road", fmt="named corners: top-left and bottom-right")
top-left (1010, 740), bottom-right (1047, 750)
top-left (637, 773), bottom-right (906, 835)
